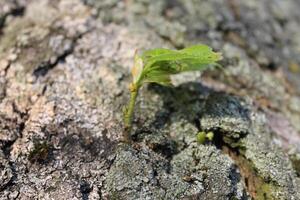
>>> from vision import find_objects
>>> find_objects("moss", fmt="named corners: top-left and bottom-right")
top-left (289, 62), bottom-right (300, 73)
top-left (28, 141), bottom-right (52, 164)
top-left (109, 190), bottom-right (124, 200)
top-left (256, 183), bottom-right (276, 200)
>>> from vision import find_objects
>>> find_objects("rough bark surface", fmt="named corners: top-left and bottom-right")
top-left (0, 0), bottom-right (300, 199)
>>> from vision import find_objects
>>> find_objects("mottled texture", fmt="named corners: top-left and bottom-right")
top-left (200, 93), bottom-right (300, 199)
top-left (201, 93), bottom-right (250, 145)
top-left (1, 0), bottom-right (300, 199)
top-left (106, 144), bottom-right (248, 200)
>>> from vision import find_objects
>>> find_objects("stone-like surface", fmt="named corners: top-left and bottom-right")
top-left (0, 0), bottom-right (300, 199)
top-left (171, 145), bottom-right (249, 199)
top-left (201, 93), bottom-right (250, 144)
top-left (106, 144), bottom-right (249, 200)
top-left (200, 92), bottom-right (300, 199)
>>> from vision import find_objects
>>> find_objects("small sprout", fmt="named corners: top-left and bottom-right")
top-left (206, 131), bottom-right (214, 141)
top-left (196, 131), bottom-right (215, 144)
top-left (197, 131), bottom-right (207, 144)
top-left (123, 45), bottom-right (222, 141)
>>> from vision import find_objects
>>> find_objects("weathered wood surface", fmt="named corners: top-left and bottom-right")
top-left (1, 0), bottom-right (300, 199)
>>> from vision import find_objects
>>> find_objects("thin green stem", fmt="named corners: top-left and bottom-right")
top-left (123, 85), bottom-right (139, 141)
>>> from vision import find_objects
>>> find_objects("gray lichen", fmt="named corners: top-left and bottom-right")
top-left (106, 144), bottom-right (249, 200)
top-left (200, 92), bottom-right (300, 199)
top-left (0, 0), bottom-right (300, 199)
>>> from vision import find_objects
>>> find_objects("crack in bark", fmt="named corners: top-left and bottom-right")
top-left (221, 145), bottom-right (259, 199)
top-left (33, 30), bottom-right (92, 79)
top-left (0, 3), bottom-right (25, 31)
top-left (79, 180), bottom-right (92, 200)
top-left (33, 46), bottom-right (74, 78)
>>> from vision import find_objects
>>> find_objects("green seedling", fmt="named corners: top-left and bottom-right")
top-left (197, 131), bottom-right (215, 144)
top-left (196, 132), bottom-right (207, 144)
top-left (123, 45), bottom-right (222, 141)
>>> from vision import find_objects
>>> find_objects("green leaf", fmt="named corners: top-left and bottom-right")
top-left (144, 73), bottom-right (172, 86)
top-left (143, 45), bottom-right (221, 68)
top-left (133, 44), bottom-right (222, 87)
